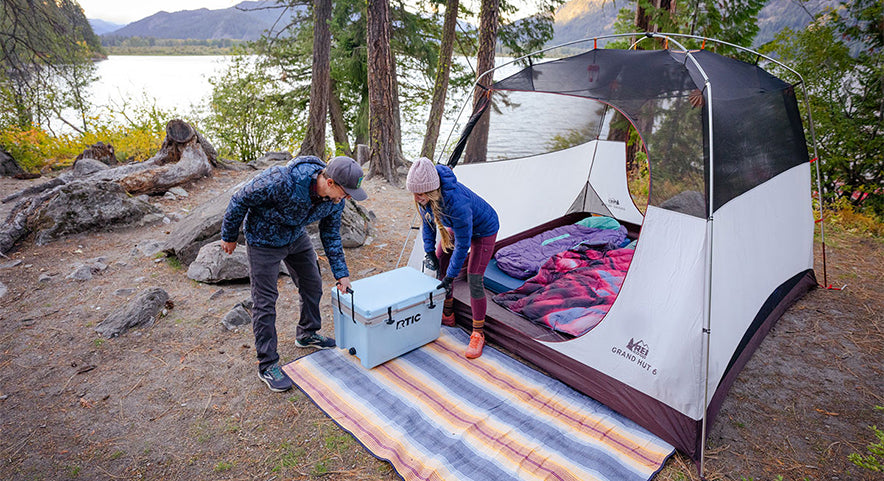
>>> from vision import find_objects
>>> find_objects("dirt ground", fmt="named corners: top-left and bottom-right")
top-left (0, 169), bottom-right (881, 481)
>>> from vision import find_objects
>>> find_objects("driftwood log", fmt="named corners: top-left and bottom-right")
top-left (0, 119), bottom-right (216, 254)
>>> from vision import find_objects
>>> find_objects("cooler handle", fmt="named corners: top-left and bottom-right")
top-left (336, 287), bottom-right (356, 324)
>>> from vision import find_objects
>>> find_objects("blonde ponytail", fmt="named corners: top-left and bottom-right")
top-left (414, 189), bottom-right (454, 252)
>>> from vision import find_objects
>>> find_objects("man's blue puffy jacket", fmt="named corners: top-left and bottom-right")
top-left (221, 156), bottom-right (349, 280)
top-left (419, 165), bottom-right (499, 279)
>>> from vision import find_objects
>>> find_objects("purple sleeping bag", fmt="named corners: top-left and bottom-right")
top-left (494, 223), bottom-right (627, 279)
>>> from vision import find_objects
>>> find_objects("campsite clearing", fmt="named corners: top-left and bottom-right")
top-left (0, 171), bottom-right (881, 480)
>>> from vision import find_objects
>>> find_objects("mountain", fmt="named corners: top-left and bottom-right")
top-left (103, 1), bottom-right (305, 40)
top-left (89, 18), bottom-right (125, 36)
top-left (549, 0), bottom-right (837, 49)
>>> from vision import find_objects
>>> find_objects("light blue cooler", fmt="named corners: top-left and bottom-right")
top-left (330, 267), bottom-right (446, 368)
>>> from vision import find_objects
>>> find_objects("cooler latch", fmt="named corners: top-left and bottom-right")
top-left (385, 307), bottom-right (394, 325)
top-left (427, 292), bottom-right (436, 309)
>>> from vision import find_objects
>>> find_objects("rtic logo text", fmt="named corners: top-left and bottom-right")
top-left (395, 313), bottom-right (421, 330)
top-left (611, 338), bottom-right (657, 375)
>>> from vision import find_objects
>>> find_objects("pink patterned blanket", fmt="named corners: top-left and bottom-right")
top-left (493, 245), bottom-right (634, 337)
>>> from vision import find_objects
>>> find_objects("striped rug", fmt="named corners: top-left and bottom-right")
top-left (283, 327), bottom-right (674, 481)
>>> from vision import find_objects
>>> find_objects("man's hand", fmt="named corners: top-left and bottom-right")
top-left (336, 277), bottom-right (353, 293)
top-left (220, 240), bottom-right (237, 255)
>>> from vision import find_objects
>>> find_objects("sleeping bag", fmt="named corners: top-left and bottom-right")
top-left (494, 223), bottom-right (627, 279)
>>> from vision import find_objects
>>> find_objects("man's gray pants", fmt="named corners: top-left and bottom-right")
top-left (247, 234), bottom-right (323, 373)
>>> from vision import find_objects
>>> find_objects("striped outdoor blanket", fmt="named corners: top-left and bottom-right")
top-left (283, 327), bottom-right (674, 481)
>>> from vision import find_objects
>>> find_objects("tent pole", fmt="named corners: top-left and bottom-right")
top-left (797, 82), bottom-right (827, 287)
top-left (698, 74), bottom-right (715, 480)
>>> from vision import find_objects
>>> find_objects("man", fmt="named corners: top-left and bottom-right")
top-left (220, 155), bottom-right (367, 392)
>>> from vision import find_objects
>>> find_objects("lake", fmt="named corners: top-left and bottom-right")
top-left (83, 55), bottom-right (462, 160)
top-left (81, 55), bottom-right (592, 161)
top-left (88, 55), bottom-right (230, 121)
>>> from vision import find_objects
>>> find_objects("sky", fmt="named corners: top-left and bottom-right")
top-left (78, 0), bottom-right (541, 26)
top-left (77, 0), bottom-right (242, 24)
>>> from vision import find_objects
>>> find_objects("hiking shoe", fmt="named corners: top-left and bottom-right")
top-left (295, 333), bottom-right (336, 350)
top-left (442, 312), bottom-right (456, 327)
top-left (259, 363), bottom-right (293, 392)
top-left (465, 331), bottom-right (485, 359)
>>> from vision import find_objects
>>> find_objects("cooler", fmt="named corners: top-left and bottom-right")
top-left (330, 266), bottom-right (446, 368)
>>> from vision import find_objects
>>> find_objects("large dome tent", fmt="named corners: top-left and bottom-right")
top-left (407, 33), bottom-right (826, 473)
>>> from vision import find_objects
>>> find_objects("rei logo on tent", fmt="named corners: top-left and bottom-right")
top-left (626, 338), bottom-right (649, 359)
top-left (612, 338), bottom-right (657, 375)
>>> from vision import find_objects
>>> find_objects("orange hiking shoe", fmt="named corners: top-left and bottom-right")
top-left (441, 312), bottom-right (456, 327)
top-left (465, 331), bottom-right (485, 359)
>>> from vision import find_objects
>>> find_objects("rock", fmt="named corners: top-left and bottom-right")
top-left (163, 192), bottom-right (177, 200)
top-left (66, 265), bottom-right (93, 281)
top-left (133, 240), bottom-right (165, 257)
top-left (71, 158), bottom-right (109, 177)
top-left (0, 259), bottom-right (22, 269)
top-left (186, 240), bottom-right (250, 283)
top-left (169, 187), bottom-right (188, 197)
top-left (162, 179), bottom-right (249, 265)
top-left (221, 302), bottom-right (252, 330)
top-left (114, 288), bottom-right (135, 297)
top-left (95, 287), bottom-right (169, 338)
top-left (33, 181), bottom-right (162, 246)
top-left (38, 274), bottom-right (52, 283)
top-left (0, 280), bottom-right (6, 299)
top-left (1, 149), bottom-right (29, 177)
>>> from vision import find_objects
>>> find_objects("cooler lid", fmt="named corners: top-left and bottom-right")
top-left (332, 266), bottom-right (444, 318)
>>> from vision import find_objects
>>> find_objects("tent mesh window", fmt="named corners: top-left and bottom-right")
top-left (474, 48), bottom-right (809, 218)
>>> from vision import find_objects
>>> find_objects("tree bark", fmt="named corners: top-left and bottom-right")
top-left (421, 0), bottom-right (460, 160)
top-left (298, 0), bottom-right (332, 158)
top-left (366, 0), bottom-right (404, 182)
top-left (463, 0), bottom-right (499, 164)
top-left (328, 78), bottom-right (353, 157)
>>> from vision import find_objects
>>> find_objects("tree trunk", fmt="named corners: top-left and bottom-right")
top-left (421, 0), bottom-right (460, 160)
top-left (391, 50), bottom-right (404, 165)
top-left (366, 0), bottom-right (403, 182)
top-left (328, 78), bottom-right (353, 157)
top-left (633, 0), bottom-right (677, 44)
top-left (463, 0), bottom-right (499, 164)
top-left (298, 0), bottom-right (332, 158)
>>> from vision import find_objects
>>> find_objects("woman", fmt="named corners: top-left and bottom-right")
top-left (406, 157), bottom-right (499, 359)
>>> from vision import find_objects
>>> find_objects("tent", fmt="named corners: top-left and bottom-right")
top-left (413, 34), bottom-right (822, 469)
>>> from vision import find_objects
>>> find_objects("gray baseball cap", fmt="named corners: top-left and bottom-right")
top-left (325, 156), bottom-right (367, 201)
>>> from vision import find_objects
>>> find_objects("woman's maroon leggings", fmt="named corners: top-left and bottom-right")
top-left (437, 233), bottom-right (497, 320)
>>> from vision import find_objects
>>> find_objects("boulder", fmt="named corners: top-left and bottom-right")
top-left (163, 181), bottom-right (247, 265)
top-left (95, 287), bottom-right (169, 338)
top-left (0, 149), bottom-right (29, 178)
top-left (71, 158), bottom-right (109, 177)
top-left (33, 181), bottom-right (162, 246)
top-left (186, 240), bottom-right (250, 283)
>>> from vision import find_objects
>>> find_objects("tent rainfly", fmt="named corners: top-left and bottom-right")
top-left (414, 34), bottom-right (821, 469)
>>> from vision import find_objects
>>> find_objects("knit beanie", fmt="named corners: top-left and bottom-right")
top-left (406, 157), bottom-right (440, 193)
